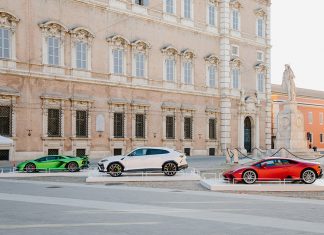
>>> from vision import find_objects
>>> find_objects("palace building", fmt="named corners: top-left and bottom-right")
top-left (0, 0), bottom-right (271, 161)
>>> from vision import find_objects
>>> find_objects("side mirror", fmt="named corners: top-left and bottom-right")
top-left (261, 163), bottom-right (267, 168)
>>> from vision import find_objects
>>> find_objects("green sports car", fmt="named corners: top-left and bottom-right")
top-left (16, 155), bottom-right (89, 173)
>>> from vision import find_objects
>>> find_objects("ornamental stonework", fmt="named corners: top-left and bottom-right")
top-left (70, 27), bottom-right (94, 44)
top-left (205, 54), bottom-right (219, 64)
top-left (38, 21), bottom-right (68, 38)
top-left (0, 11), bottom-right (19, 31)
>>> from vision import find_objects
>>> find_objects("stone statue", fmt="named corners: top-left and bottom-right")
top-left (282, 64), bottom-right (296, 102)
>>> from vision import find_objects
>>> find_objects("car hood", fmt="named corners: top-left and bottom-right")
top-left (99, 155), bottom-right (126, 163)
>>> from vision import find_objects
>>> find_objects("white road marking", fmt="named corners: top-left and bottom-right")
top-left (0, 222), bottom-right (159, 230)
top-left (0, 192), bottom-right (324, 233)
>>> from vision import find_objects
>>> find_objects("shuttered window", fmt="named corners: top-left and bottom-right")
top-left (166, 116), bottom-right (175, 139)
top-left (135, 114), bottom-right (145, 138)
top-left (184, 117), bottom-right (192, 139)
top-left (76, 110), bottom-right (88, 137)
top-left (0, 106), bottom-right (11, 136)
top-left (114, 113), bottom-right (124, 138)
top-left (209, 118), bottom-right (217, 140)
top-left (48, 109), bottom-right (61, 137)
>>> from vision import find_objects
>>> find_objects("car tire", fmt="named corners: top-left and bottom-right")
top-left (301, 169), bottom-right (317, 184)
top-left (25, 163), bottom-right (36, 173)
top-left (67, 161), bottom-right (79, 172)
top-left (108, 163), bottom-right (123, 177)
top-left (163, 162), bottom-right (177, 176)
top-left (242, 170), bottom-right (257, 184)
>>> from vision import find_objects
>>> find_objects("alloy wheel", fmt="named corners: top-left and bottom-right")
top-left (108, 163), bottom-right (123, 177)
top-left (163, 162), bottom-right (177, 176)
top-left (25, 163), bottom-right (36, 173)
top-left (242, 170), bottom-right (257, 184)
top-left (68, 162), bottom-right (78, 172)
top-left (302, 169), bottom-right (316, 184)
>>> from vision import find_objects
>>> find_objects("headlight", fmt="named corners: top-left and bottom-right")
top-left (100, 159), bottom-right (108, 163)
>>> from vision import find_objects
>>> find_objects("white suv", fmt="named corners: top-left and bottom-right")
top-left (98, 147), bottom-right (188, 177)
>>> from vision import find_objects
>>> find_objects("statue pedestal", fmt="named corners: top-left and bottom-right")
top-left (275, 102), bottom-right (312, 157)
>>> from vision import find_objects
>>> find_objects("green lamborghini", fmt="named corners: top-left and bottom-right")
top-left (16, 155), bottom-right (89, 173)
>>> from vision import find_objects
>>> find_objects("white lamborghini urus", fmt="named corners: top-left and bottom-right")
top-left (98, 147), bottom-right (188, 177)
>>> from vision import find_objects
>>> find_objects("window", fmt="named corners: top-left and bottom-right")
top-left (309, 132), bottom-right (313, 143)
top-left (47, 109), bottom-right (61, 137)
top-left (308, 112), bottom-right (313, 124)
top-left (257, 73), bottom-right (265, 92)
top-left (320, 134), bottom-right (324, 143)
top-left (208, 4), bottom-right (216, 26)
top-left (0, 28), bottom-right (10, 59)
top-left (76, 110), bottom-right (88, 137)
top-left (166, 58), bottom-right (175, 81)
top-left (184, 117), bottom-right (192, 139)
top-left (48, 149), bottom-right (59, 155)
top-left (208, 65), bottom-right (216, 88)
top-left (48, 37), bottom-right (60, 66)
top-left (209, 148), bottom-right (215, 156)
top-left (320, 112), bottom-right (323, 125)
top-left (257, 51), bottom-right (264, 62)
top-left (166, 0), bottom-right (175, 14)
top-left (0, 106), bottom-right (11, 136)
top-left (135, 114), bottom-right (145, 138)
top-left (76, 41), bottom-right (87, 69)
top-left (0, 150), bottom-right (9, 161)
top-left (135, 53), bottom-right (145, 77)
top-left (183, 0), bottom-right (192, 19)
top-left (232, 9), bottom-right (239, 31)
top-left (209, 118), bottom-right (216, 140)
top-left (135, 0), bottom-right (149, 6)
top-left (114, 148), bottom-right (122, 155)
top-left (183, 61), bottom-right (192, 84)
top-left (166, 115), bottom-right (175, 139)
top-left (76, 149), bottom-right (86, 157)
top-left (129, 148), bottom-right (147, 156)
top-left (257, 18), bottom-right (264, 37)
top-left (232, 68), bottom-right (240, 89)
top-left (146, 149), bottom-right (169, 155)
top-left (114, 112), bottom-right (124, 138)
top-left (232, 45), bottom-right (239, 57)
top-left (113, 49), bottom-right (124, 74)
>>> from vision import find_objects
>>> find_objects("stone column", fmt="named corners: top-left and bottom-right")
top-left (239, 114), bottom-right (245, 150)
top-left (219, 0), bottom-right (231, 152)
top-left (265, 3), bottom-right (272, 150)
top-left (255, 115), bottom-right (260, 148)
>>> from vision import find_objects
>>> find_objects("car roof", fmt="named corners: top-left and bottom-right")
top-left (133, 147), bottom-right (175, 151)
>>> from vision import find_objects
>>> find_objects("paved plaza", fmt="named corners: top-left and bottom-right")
top-left (1, 179), bottom-right (324, 235)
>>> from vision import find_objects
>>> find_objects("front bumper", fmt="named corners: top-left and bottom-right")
top-left (98, 163), bottom-right (105, 172)
top-left (178, 164), bottom-right (188, 170)
top-left (318, 169), bottom-right (323, 179)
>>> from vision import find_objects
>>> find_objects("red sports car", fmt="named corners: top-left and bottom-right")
top-left (223, 157), bottom-right (322, 184)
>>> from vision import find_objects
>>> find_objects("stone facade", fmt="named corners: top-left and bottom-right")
top-left (0, 0), bottom-right (271, 161)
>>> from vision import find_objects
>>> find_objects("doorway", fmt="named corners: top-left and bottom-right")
top-left (244, 117), bottom-right (252, 153)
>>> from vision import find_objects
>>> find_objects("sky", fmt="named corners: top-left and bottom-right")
top-left (271, 0), bottom-right (324, 91)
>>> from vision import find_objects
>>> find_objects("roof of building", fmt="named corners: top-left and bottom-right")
top-left (272, 84), bottom-right (324, 100)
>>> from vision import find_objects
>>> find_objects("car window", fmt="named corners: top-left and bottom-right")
top-left (35, 157), bottom-right (47, 162)
top-left (279, 159), bottom-right (291, 165)
top-left (262, 160), bottom-right (276, 167)
top-left (146, 149), bottom-right (170, 155)
top-left (47, 156), bottom-right (58, 161)
top-left (128, 149), bottom-right (147, 157)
